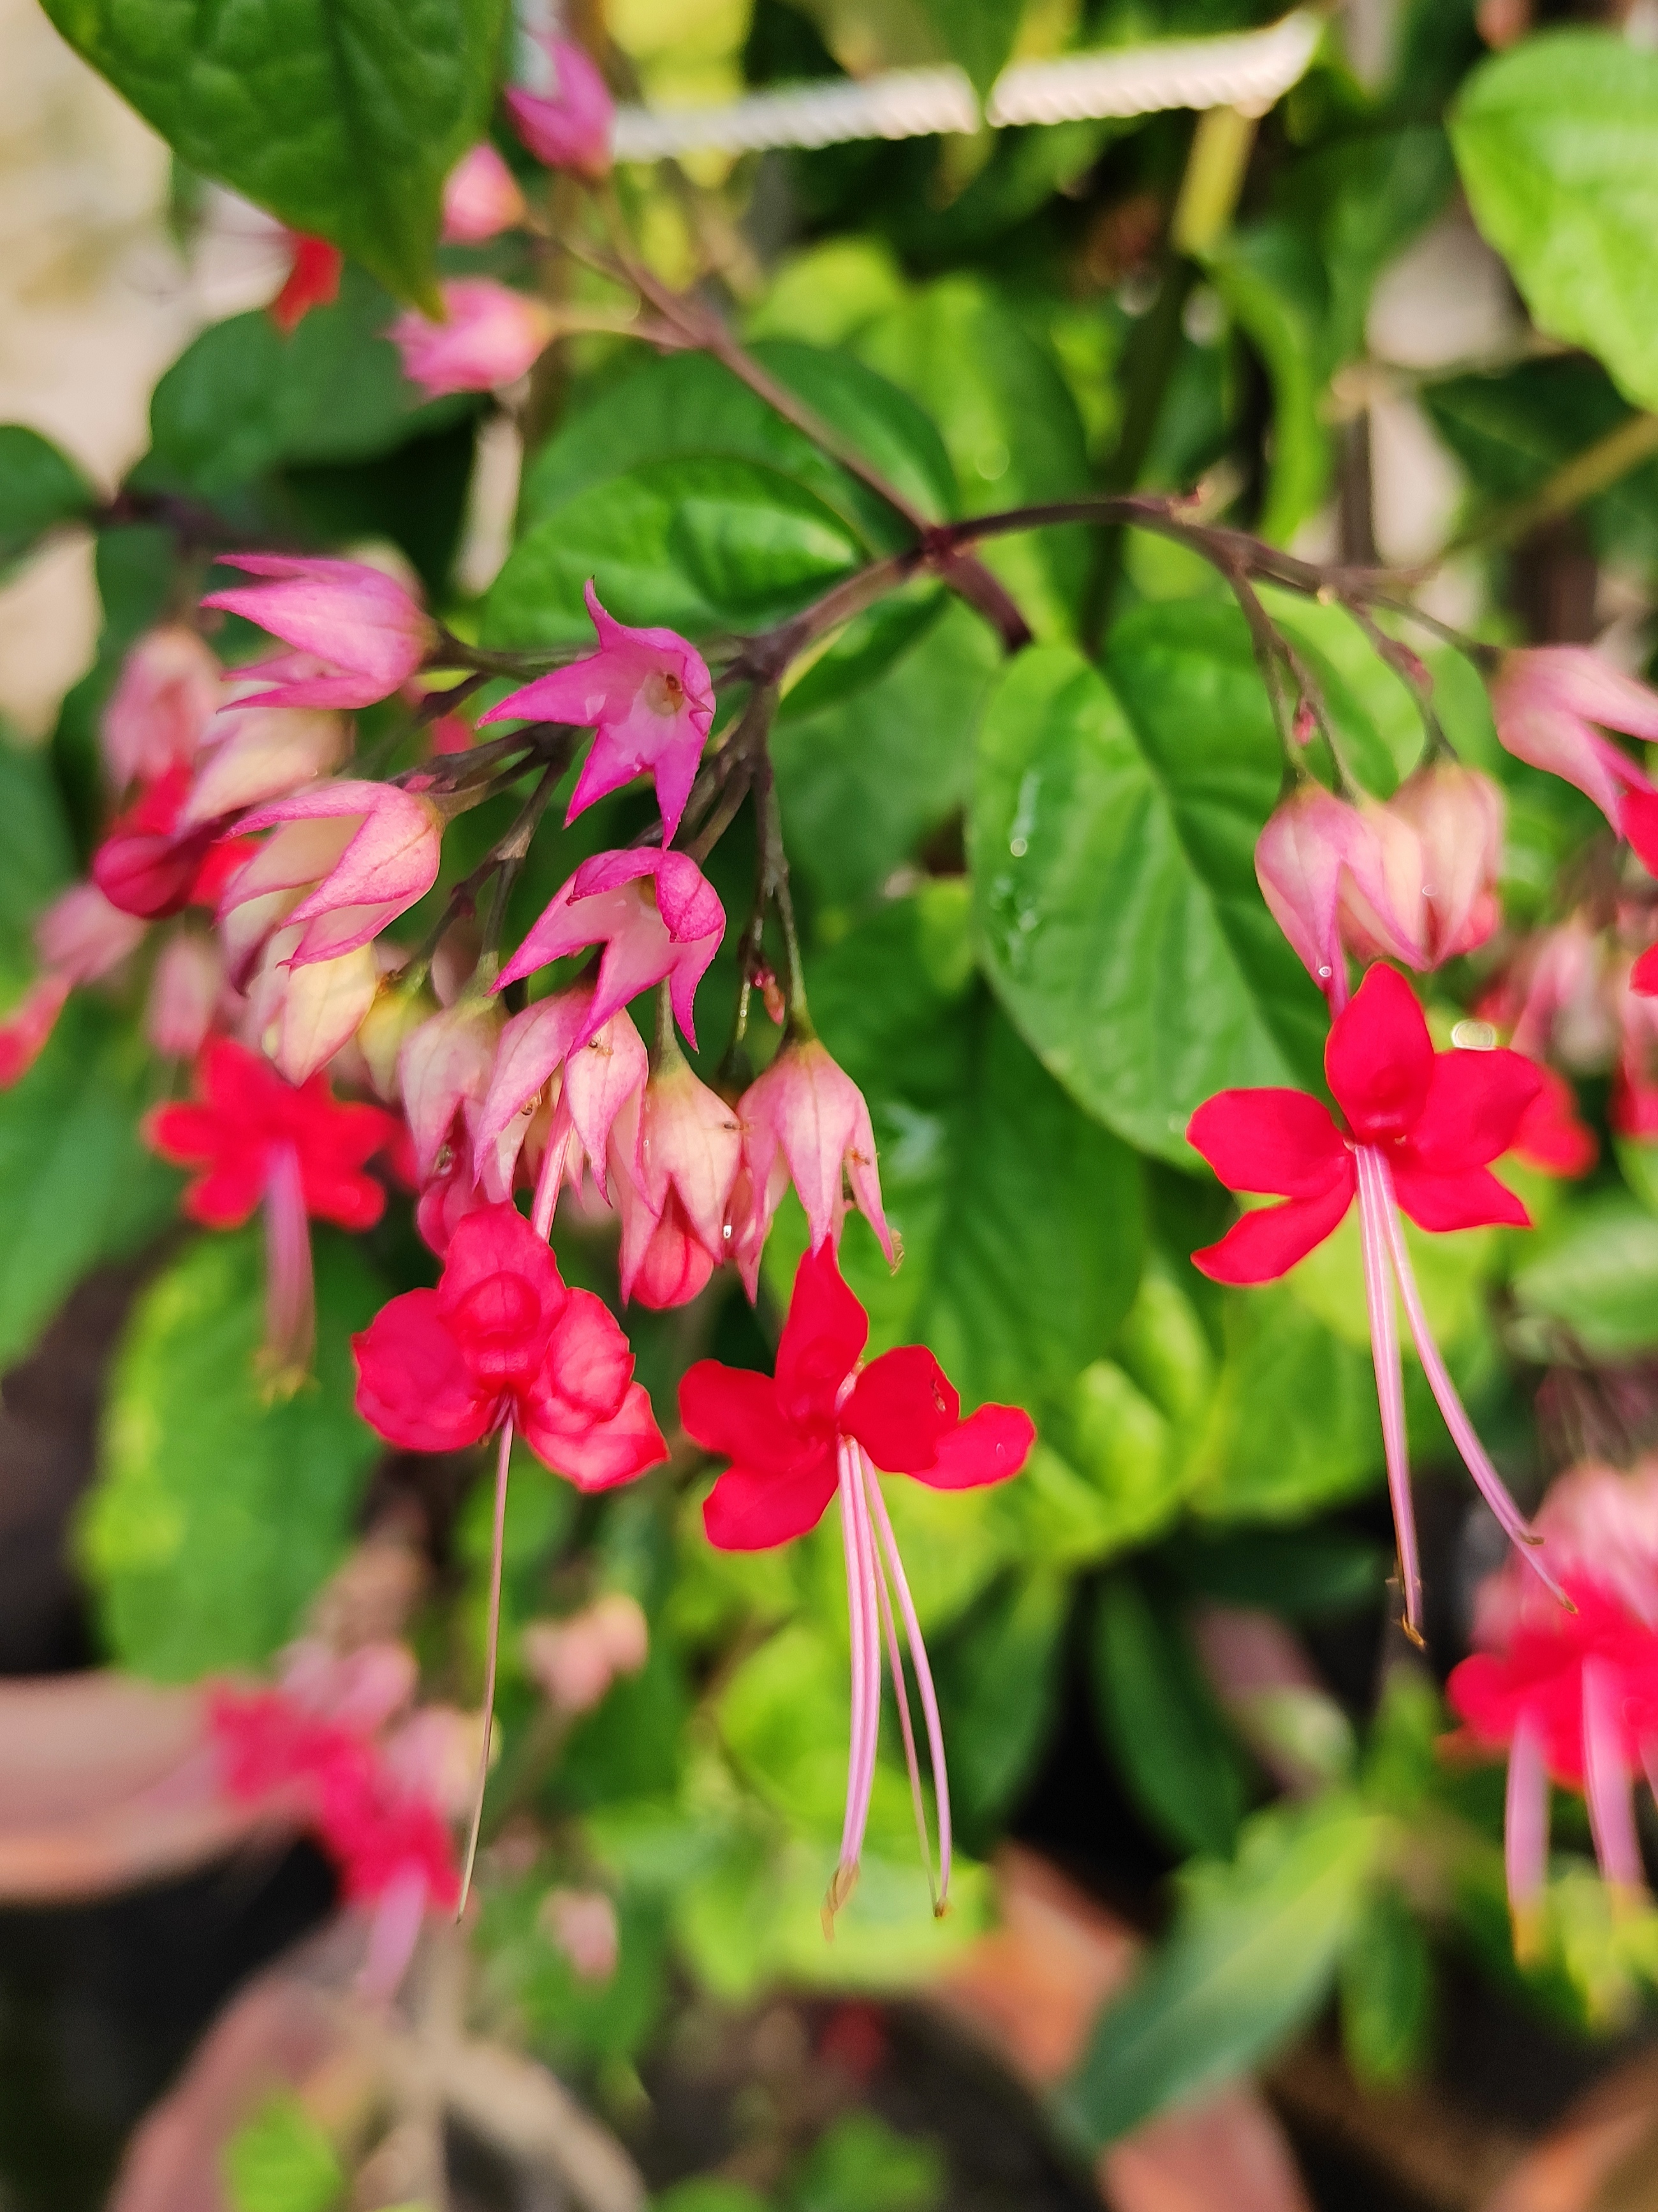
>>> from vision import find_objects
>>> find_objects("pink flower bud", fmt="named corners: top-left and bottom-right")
top-left (244, 924), bottom-right (381, 1084)
top-left (1332, 799), bottom-right (1426, 967)
top-left (483, 583), bottom-right (715, 846)
top-left (202, 556), bottom-right (434, 711)
top-left (146, 930), bottom-right (225, 1059)
top-left (1254, 783), bottom-right (1423, 1003)
top-left (635, 1050), bottom-right (741, 1268)
top-left (506, 36), bottom-right (613, 179)
top-left (1385, 761), bottom-right (1505, 964)
top-left (34, 881), bottom-right (147, 984)
top-left (441, 144), bottom-right (527, 242)
top-left (225, 781), bottom-right (444, 966)
top-left (539, 1886), bottom-right (619, 1983)
top-left (400, 997), bottom-right (503, 1181)
top-left (388, 279), bottom-right (557, 397)
top-left (734, 1036), bottom-right (892, 1299)
top-left (101, 626), bottom-right (222, 792)
top-left (1491, 647), bottom-right (1658, 827)
top-left (180, 703), bottom-right (348, 826)
top-left (497, 848), bottom-right (724, 1048)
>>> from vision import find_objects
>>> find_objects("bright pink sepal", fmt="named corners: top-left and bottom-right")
top-left (202, 555), bottom-right (431, 710)
top-left (505, 36), bottom-right (613, 179)
top-left (226, 781), bottom-right (443, 964)
top-left (1492, 647), bottom-right (1658, 827)
top-left (441, 144), bottom-right (527, 242)
top-left (733, 1035), bottom-right (892, 1297)
top-left (388, 279), bottom-right (557, 397)
top-left (399, 998), bottom-right (502, 1183)
top-left (482, 583), bottom-right (715, 846)
top-left (101, 626), bottom-right (223, 792)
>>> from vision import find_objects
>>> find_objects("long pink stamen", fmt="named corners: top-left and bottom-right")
top-left (1371, 1151), bottom-right (1567, 1609)
top-left (260, 1140), bottom-right (314, 1389)
top-left (1505, 1710), bottom-right (1549, 1919)
top-left (830, 1437), bottom-right (880, 1917)
top-left (1354, 1146), bottom-right (1422, 1641)
top-left (1583, 1658), bottom-right (1644, 1891)
top-left (862, 1447), bottom-right (952, 1913)
top-left (866, 1479), bottom-right (937, 1912)
top-left (457, 1416), bottom-right (514, 1915)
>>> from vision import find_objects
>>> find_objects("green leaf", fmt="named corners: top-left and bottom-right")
top-left (520, 343), bottom-right (955, 555)
top-left (0, 735), bottom-right (74, 987)
top-left (656, 2183), bottom-right (768, 2212)
top-left (1452, 31), bottom-right (1658, 413)
top-left (970, 617), bottom-right (1326, 1164)
top-left (0, 425), bottom-right (94, 572)
top-left (935, 1570), bottom-right (1068, 1841)
top-left (1057, 1798), bottom-right (1381, 2148)
top-left (855, 276), bottom-right (1090, 637)
top-left (224, 2093), bottom-right (341, 2212)
top-left (1090, 1575), bottom-right (1247, 1858)
top-left (84, 1224), bottom-right (386, 1679)
top-left (791, 2111), bottom-right (945, 2212)
top-left (1282, 128), bottom-right (1456, 370)
top-left (1164, 1526), bottom-right (1384, 1622)
top-left (1340, 1887), bottom-right (1432, 2086)
top-left (914, 0), bottom-right (1023, 98)
top-left (1208, 223), bottom-right (1330, 544)
top-left (0, 998), bottom-right (179, 1367)
top-left (765, 883), bottom-right (1144, 1412)
top-left (1510, 1193), bottom-right (1658, 1359)
top-left (487, 456), bottom-right (865, 652)
top-left (41, 0), bottom-right (508, 311)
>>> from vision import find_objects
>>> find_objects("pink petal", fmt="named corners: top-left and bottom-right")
top-left (521, 1379), bottom-right (667, 1491)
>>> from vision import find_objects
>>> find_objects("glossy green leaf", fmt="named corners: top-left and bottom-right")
top-left (0, 998), bottom-right (179, 1368)
top-left (915, 0), bottom-right (1023, 98)
top-left (84, 1224), bottom-right (386, 1679)
top-left (1452, 31), bottom-right (1658, 412)
top-left (764, 883), bottom-right (1144, 1412)
top-left (1208, 223), bottom-right (1330, 543)
top-left (1509, 1194), bottom-right (1658, 1359)
top-left (1057, 1797), bottom-right (1381, 2147)
top-left (224, 2093), bottom-right (342, 2212)
top-left (487, 457), bottom-right (865, 652)
top-left (1090, 1575), bottom-right (1247, 1858)
top-left (971, 617), bottom-right (1326, 1163)
top-left (41, 0), bottom-right (508, 310)
top-left (1340, 1886), bottom-right (1433, 2085)
top-left (140, 274), bottom-right (469, 498)
top-left (519, 343), bottom-right (955, 554)
top-left (0, 735), bottom-right (74, 987)
top-left (1282, 127), bottom-right (1456, 369)
top-left (935, 1569), bottom-right (1068, 1841)
top-left (0, 425), bottom-right (94, 572)
top-left (855, 276), bottom-right (1089, 637)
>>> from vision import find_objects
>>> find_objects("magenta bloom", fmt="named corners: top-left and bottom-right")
top-left (224, 780), bottom-right (444, 966)
top-left (180, 702), bottom-right (347, 827)
top-left (682, 1245), bottom-right (1034, 1911)
top-left (1449, 1463), bottom-right (1658, 1933)
top-left (506, 35), bottom-right (613, 179)
top-left (612, 1047), bottom-right (741, 1309)
top-left (473, 982), bottom-right (647, 1206)
top-left (1254, 783), bottom-right (1423, 1007)
top-left (388, 279), bottom-right (556, 398)
top-left (496, 848), bottom-right (724, 1048)
top-left (441, 144), bottom-right (527, 242)
top-left (1188, 963), bottom-right (1557, 1639)
top-left (1490, 647), bottom-right (1658, 829)
top-left (202, 555), bottom-right (433, 711)
top-left (92, 763), bottom-right (231, 921)
top-left (353, 1202), bottom-right (666, 1489)
top-left (731, 1035), bottom-right (893, 1299)
top-left (483, 583), bottom-right (715, 846)
top-left (101, 626), bottom-right (223, 792)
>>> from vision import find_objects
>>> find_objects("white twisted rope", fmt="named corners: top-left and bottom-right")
top-left (606, 8), bottom-right (1323, 163)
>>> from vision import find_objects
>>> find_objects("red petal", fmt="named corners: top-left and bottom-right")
top-left (679, 1360), bottom-right (805, 1476)
top-left (1190, 1171), bottom-right (1355, 1284)
top-left (1325, 964), bottom-right (1433, 1140)
top-left (844, 1345), bottom-right (960, 1473)
top-left (1186, 1088), bottom-right (1347, 1197)
top-left (438, 1202), bottom-right (564, 1314)
top-left (1389, 1161), bottom-right (1530, 1233)
top-left (300, 1167), bottom-right (386, 1232)
top-left (145, 1100), bottom-right (228, 1169)
top-left (1624, 786), bottom-right (1658, 877)
top-left (1633, 942), bottom-right (1658, 997)
top-left (353, 1290), bottom-right (495, 1450)
top-left (536, 1287), bottom-right (633, 1420)
top-left (775, 1242), bottom-right (866, 1429)
top-left (702, 1452), bottom-right (839, 1551)
top-left (1407, 1047), bottom-right (1542, 1170)
top-left (910, 1403), bottom-right (1036, 1490)
top-left (520, 1378), bottom-right (668, 1491)
top-left (180, 1158), bottom-right (269, 1228)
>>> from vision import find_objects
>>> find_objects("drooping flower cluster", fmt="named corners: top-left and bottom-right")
top-left (1449, 1460), bottom-right (1658, 1936)
top-left (681, 1246), bottom-right (1034, 1911)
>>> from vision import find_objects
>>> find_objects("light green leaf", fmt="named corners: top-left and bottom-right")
top-left (1452, 31), bottom-right (1658, 413)
top-left (224, 2093), bottom-right (342, 2212)
top-left (0, 425), bottom-right (94, 573)
top-left (0, 735), bottom-right (74, 986)
top-left (914, 0), bottom-right (1023, 98)
top-left (1090, 1575), bottom-right (1247, 1858)
top-left (1340, 1887), bottom-right (1432, 2085)
top-left (0, 998), bottom-right (179, 1367)
top-left (487, 457), bottom-right (865, 652)
top-left (84, 1224), bottom-right (386, 1679)
top-left (41, 0), bottom-right (507, 310)
top-left (1510, 1193), bottom-right (1658, 1359)
top-left (970, 619), bottom-right (1326, 1163)
top-left (934, 1569), bottom-right (1068, 1840)
top-left (792, 2111), bottom-right (945, 2212)
top-left (1057, 1797), bottom-right (1381, 2146)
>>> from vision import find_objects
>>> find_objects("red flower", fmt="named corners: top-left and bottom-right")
top-left (91, 762), bottom-right (228, 920)
top-left (352, 1202), bottom-right (667, 1491)
top-left (270, 235), bottom-right (344, 334)
top-left (1189, 963), bottom-right (1541, 1287)
top-left (679, 1244), bottom-right (1032, 1915)
top-left (147, 1037), bottom-right (395, 1234)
